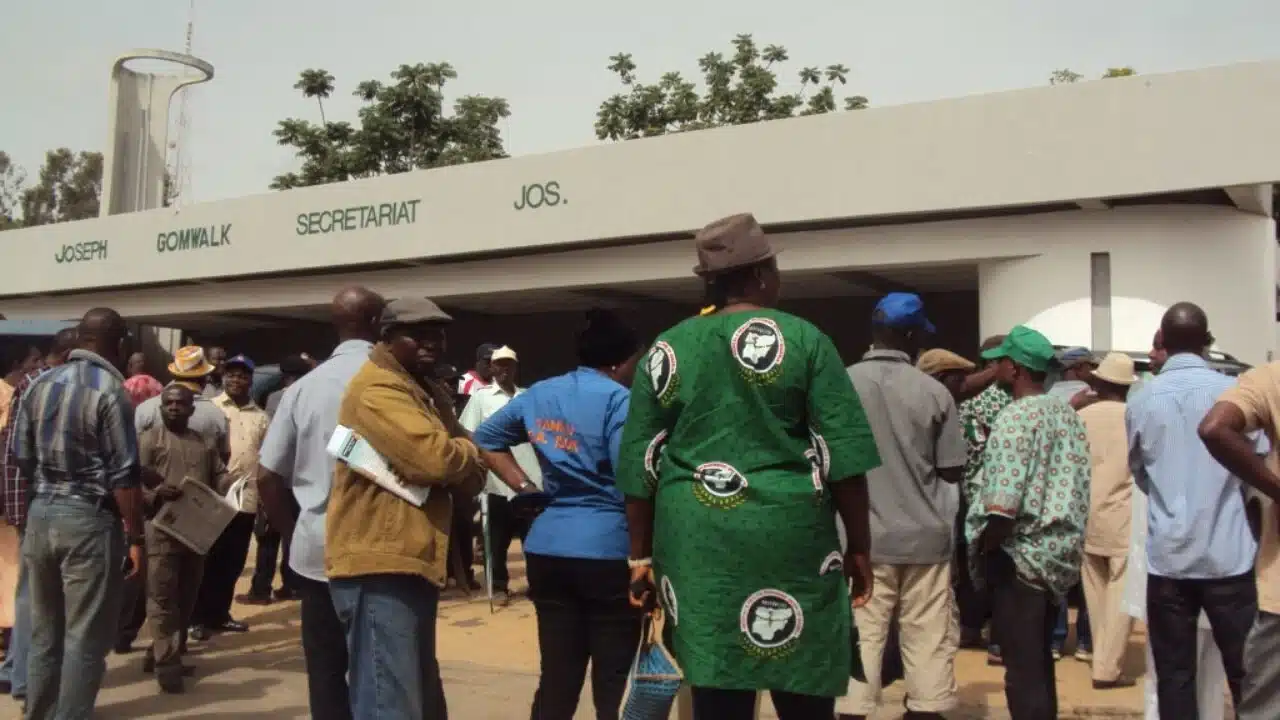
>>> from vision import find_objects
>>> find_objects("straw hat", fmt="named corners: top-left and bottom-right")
top-left (1090, 352), bottom-right (1138, 386)
top-left (167, 346), bottom-right (217, 379)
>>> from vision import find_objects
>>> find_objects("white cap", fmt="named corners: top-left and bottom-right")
top-left (490, 346), bottom-right (518, 362)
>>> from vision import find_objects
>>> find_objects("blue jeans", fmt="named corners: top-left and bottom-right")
top-left (1053, 590), bottom-right (1092, 652)
top-left (0, 527), bottom-right (30, 698)
top-left (24, 496), bottom-right (125, 720)
top-left (330, 574), bottom-right (447, 720)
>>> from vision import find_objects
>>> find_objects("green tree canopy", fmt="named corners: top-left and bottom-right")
top-left (594, 34), bottom-right (869, 141)
top-left (270, 63), bottom-right (511, 190)
top-left (17, 148), bottom-right (102, 227)
top-left (0, 152), bottom-right (25, 230)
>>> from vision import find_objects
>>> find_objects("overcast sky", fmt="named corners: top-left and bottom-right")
top-left (4, 0), bottom-right (1279, 204)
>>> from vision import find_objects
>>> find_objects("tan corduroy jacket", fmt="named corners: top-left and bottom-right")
top-left (325, 343), bottom-right (484, 587)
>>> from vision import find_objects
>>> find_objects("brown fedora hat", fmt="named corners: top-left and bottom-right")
top-left (692, 213), bottom-right (778, 276)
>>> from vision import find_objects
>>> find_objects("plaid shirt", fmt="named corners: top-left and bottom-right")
top-left (0, 366), bottom-right (49, 528)
top-left (14, 350), bottom-right (140, 504)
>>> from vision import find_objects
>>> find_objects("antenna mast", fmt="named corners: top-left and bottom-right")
top-left (168, 0), bottom-right (196, 207)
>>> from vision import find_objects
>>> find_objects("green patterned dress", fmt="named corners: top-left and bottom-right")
top-left (617, 309), bottom-right (881, 697)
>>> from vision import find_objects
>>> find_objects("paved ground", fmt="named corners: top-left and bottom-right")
top-left (0, 546), bottom-right (1179, 719)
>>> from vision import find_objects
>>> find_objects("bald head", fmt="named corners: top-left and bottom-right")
top-left (77, 308), bottom-right (128, 367)
top-left (48, 327), bottom-right (78, 366)
top-left (1160, 302), bottom-right (1211, 356)
top-left (331, 286), bottom-right (386, 343)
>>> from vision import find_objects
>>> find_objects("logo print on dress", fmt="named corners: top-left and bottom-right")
top-left (647, 342), bottom-right (679, 406)
top-left (804, 427), bottom-right (830, 498)
top-left (660, 575), bottom-right (679, 625)
top-left (819, 551), bottom-right (843, 576)
top-left (730, 318), bottom-right (786, 382)
top-left (692, 462), bottom-right (749, 509)
top-left (739, 589), bottom-right (804, 658)
top-left (643, 430), bottom-right (669, 493)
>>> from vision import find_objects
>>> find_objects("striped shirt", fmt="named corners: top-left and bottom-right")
top-left (14, 349), bottom-right (140, 502)
top-left (1126, 353), bottom-right (1261, 578)
top-left (457, 370), bottom-right (489, 396)
top-left (0, 366), bottom-right (50, 527)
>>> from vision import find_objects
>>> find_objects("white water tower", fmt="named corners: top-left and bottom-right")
top-left (99, 49), bottom-right (212, 216)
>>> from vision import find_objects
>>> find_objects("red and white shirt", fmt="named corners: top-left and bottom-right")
top-left (457, 370), bottom-right (489, 396)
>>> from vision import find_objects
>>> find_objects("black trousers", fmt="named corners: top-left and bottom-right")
top-left (250, 500), bottom-right (301, 597)
top-left (486, 494), bottom-right (528, 593)
top-left (988, 550), bottom-right (1058, 720)
top-left (449, 496), bottom-right (476, 583)
top-left (526, 553), bottom-right (641, 720)
top-left (692, 687), bottom-right (834, 720)
top-left (954, 498), bottom-right (990, 637)
top-left (1147, 571), bottom-right (1257, 718)
top-left (118, 570), bottom-right (148, 647)
top-left (297, 575), bottom-right (353, 720)
top-left (190, 511), bottom-right (255, 627)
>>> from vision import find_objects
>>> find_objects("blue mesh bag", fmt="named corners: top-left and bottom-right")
top-left (621, 609), bottom-right (683, 720)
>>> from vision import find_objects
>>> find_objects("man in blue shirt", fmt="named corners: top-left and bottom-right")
top-left (1126, 302), bottom-right (1259, 716)
top-left (256, 286), bottom-right (384, 720)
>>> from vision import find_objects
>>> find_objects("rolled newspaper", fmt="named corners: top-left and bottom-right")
top-left (327, 425), bottom-right (431, 506)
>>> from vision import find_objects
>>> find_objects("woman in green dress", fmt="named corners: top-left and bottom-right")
top-left (618, 213), bottom-right (881, 719)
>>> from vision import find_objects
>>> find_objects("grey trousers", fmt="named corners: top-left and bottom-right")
top-left (1238, 611), bottom-right (1280, 720)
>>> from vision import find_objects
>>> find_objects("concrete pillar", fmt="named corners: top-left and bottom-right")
top-left (134, 324), bottom-right (184, 377)
top-left (100, 49), bottom-right (213, 217)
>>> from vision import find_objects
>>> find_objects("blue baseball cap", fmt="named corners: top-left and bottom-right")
top-left (225, 354), bottom-right (255, 372)
top-left (873, 293), bottom-right (936, 334)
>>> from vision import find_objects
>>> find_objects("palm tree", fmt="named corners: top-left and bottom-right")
top-left (294, 69), bottom-right (336, 125)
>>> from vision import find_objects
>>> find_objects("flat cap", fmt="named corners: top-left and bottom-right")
top-left (382, 297), bottom-right (452, 326)
top-left (916, 348), bottom-right (976, 376)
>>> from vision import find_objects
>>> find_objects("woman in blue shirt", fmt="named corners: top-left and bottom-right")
top-left (473, 309), bottom-right (643, 720)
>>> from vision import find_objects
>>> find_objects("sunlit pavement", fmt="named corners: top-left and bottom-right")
top-left (0, 546), bottom-right (1154, 719)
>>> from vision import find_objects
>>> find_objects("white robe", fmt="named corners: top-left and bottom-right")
top-left (1126, 492), bottom-right (1228, 720)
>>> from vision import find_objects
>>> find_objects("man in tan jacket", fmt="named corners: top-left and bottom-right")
top-left (325, 297), bottom-right (484, 720)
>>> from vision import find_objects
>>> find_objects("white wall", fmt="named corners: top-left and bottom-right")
top-left (981, 206), bottom-right (1275, 364)
top-left (5, 206), bottom-right (1273, 366)
top-left (4, 61), bottom-right (1280, 298)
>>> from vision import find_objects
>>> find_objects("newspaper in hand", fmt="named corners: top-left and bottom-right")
top-left (327, 425), bottom-right (431, 506)
top-left (152, 477), bottom-right (238, 555)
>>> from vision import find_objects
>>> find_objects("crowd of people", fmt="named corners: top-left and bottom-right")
top-left (0, 212), bottom-right (1275, 720)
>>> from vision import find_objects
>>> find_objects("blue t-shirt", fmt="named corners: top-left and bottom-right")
top-left (473, 367), bottom-right (630, 560)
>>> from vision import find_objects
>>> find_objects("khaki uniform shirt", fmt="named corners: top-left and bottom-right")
top-left (212, 393), bottom-right (270, 513)
top-left (139, 425), bottom-right (227, 552)
top-left (1079, 400), bottom-right (1133, 557)
top-left (1217, 364), bottom-right (1280, 615)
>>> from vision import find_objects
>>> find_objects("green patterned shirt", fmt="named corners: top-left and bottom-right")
top-left (965, 393), bottom-right (1092, 599)
top-left (959, 384), bottom-right (1013, 483)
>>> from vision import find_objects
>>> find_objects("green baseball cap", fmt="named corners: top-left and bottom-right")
top-left (980, 325), bottom-right (1055, 372)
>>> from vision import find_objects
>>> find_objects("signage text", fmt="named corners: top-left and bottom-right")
top-left (513, 181), bottom-right (564, 211)
top-left (55, 240), bottom-right (108, 265)
top-left (156, 224), bottom-right (233, 253)
top-left (296, 200), bottom-right (421, 237)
